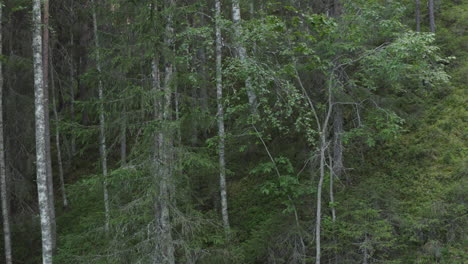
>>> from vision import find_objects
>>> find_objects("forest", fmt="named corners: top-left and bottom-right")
top-left (0, 0), bottom-right (466, 263)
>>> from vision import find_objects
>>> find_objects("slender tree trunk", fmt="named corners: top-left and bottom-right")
top-left (231, 0), bottom-right (258, 115)
top-left (189, 49), bottom-right (198, 146)
top-left (215, 0), bottom-right (231, 236)
top-left (174, 84), bottom-right (181, 147)
top-left (315, 80), bottom-right (334, 264)
top-left (92, 0), bottom-right (110, 233)
top-left (331, 105), bottom-right (342, 264)
top-left (363, 234), bottom-right (369, 264)
top-left (332, 0), bottom-right (340, 16)
top-left (154, 1), bottom-right (176, 262)
top-left (120, 113), bottom-right (127, 166)
top-left (69, 21), bottom-right (76, 157)
top-left (328, 154), bottom-right (336, 222)
top-left (332, 106), bottom-right (343, 180)
top-left (197, 41), bottom-right (209, 140)
top-left (0, 4), bottom-right (13, 263)
top-left (428, 0), bottom-right (436, 33)
top-left (32, 0), bottom-right (54, 262)
top-left (198, 47), bottom-right (209, 114)
top-left (50, 46), bottom-right (69, 209)
top-left (328, 152), bottom-right (338, 264)
top-left (315, 137), bottom-right (326, 264)
top-left (42, 0), bottom-right (56, 250)
top-left (415, 0), bottom-right (421, 32)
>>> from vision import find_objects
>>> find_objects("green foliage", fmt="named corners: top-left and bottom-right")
top-left (5, 0), bottom-right (466, 263)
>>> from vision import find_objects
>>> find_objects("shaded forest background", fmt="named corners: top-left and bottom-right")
top-left (0, 0), bottom-right (466, 263)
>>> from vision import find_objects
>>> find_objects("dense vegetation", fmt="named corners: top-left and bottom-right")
top-left (0, 0), bottom-right (466, 263)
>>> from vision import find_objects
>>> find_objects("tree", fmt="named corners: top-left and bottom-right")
top-left (215, 0), bottom-right (230, 235)
top-left (0, 2), bottom-right (13, 263)
top-left (42, 0), bottom-right (56, 250)
top-left (50, 43), bottom-right (68, 209)
top-left (32, 0), bottom-right (54, 262)
top-left (428, 0), bottom-right (436, 32)
top-left (153, 0), bottom-right (176, 262)
top-left (415, 0), bottom-right (421, 31)
top-left (91, 0), bottom-right (111, 233)
top-left (232, 0), bottom-right (258, 114)
top-left (3, 0), bottom-right (465, 263)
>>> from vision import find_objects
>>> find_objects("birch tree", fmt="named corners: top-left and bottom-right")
top-left (231, 0), bottom-right (258, 114)
top-left (0, 2), bottom-right (13, 263)
top-left (42, 0), bottom-right (56, 249)
top-left (215, 0), bottom-right (230, 235)
top-left (91, 0), bottom-right (110, 232)
top-left (32, 0), bottom-right (54, 262)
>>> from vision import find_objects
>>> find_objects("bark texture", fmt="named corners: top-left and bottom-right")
top-left (92, 0), bottom-right (111, 232)
top-left (33, 0), bottom-right (54, 262)
top-left (232, 0), bottom-right (258, 115)
top-left (332, 106), bottom-right (343, 179)
top-left (315, 139), bottom-right (325, 264)
top-left (120, 116), bottom-right (127, 166)
top-left (42, 0), bottom-right (57, 250)
top-left (215, 0), bottom-right (231, 235)
top-left (153, 1), bottom-right (176, 262)
top-left (428, 0), bottom-right (436, 33)
top-left (0, 3), bottom-right (13, 263)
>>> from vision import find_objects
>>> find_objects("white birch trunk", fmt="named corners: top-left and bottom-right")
top-left (215, 0), bottom-right (231, 235)
top-left (91, 0), bottom-right (110, 232)
top-left (231, 0), bottom-right (258, 114)
top-left (315, 80), bottom-right (334, 264)
top-left (0, 3), bottom-right (13, 263)
top-left (315, 137), bottom-right (325, 264)
top-left (32, 0), bottom-right (54, 262)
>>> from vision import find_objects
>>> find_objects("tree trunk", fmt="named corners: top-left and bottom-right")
top-left (69, 18), bottom-right (76, 157)
top-left (363, 234), bottom-right (369, 264)
top-left (428, 0), bottom-right (436, 33)
top-left (198, 49), bottom-right (209, 115)
top-left (92, 0), bottom-right (111, 233)
top-left (328, 154), bottom-right (336, 222)
top-left (315, 80), bottom-right (334, 264)
top-left (120, 113), bottom-right (127, 166)
top-left (415, 0), bottom-right (421, 32)
top-left (42, 0), bottom-right (57, 250)
top-left (0, 3), bottom-right (13, 263)
top-left (332, 0), bottom-right (340, 16)
top-left (215, 0), bottom-right (231, 236)
top-left (33, 0), bottom-right (54, 262)
top-left (50, 45), bottom-right (69, 209)
top-left (231, 0), bottom-right (258, 115)
top-left (332, 106), bottom-right (343, 180)
top-left (315, 137), bottom-right (326, 264)
top-left (153, 1), bottom-right (176, 262)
